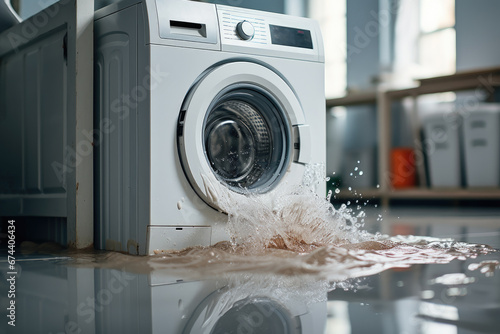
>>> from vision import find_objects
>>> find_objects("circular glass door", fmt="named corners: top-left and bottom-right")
top-left (177, 61), bottom-right (307, 211)
top-left (203, 86), bottom-right (290, 193)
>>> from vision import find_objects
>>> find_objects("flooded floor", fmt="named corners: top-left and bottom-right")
top-left (1, 206), bottom-right (499, 334)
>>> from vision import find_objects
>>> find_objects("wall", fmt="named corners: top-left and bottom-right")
top-left (339, 0), bottom-right (411, 186)
top-left (343, 0), bottom-right (381, 157)
top-left (456, 0), bottom-right (500, 71)
top-left (201, 0), bottom-right (285, 13)
top-left (346, 0), bottom-right (380, 91)
top-left (17, 0), bottom-right (58, 19)
top-left (337, 0), bottom-right (381, 186)
top-left (17, 0), bottom-right (287, 18)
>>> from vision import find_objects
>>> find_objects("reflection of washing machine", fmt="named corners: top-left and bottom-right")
top-left (5, 261), bottom-right (327, 333)
top-left (150, 275), bottom-right (327, 334)
top-left (182, 293), bottom-right (327, 334)
top-left (94, 0), bottom-right (325, 254)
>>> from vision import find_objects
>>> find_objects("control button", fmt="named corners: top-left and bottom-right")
top-left (236, 20), bottom-right (255, 40)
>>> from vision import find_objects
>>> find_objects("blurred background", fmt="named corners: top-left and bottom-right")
top-left (2, 4), bottom-right (499, 334)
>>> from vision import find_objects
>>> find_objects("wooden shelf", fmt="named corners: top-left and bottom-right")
top-left (385, 67), bottom-right (500, 99)
top-left (332, 188), bottom-right (383, 200)
top-left (326, 91), bottom-right (377, 107)
top-left (388, 188), bottom-right (500, 199)
top-left (332, 188), bottom-right (500, 201)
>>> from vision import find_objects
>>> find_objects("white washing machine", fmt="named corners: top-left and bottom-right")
top-left (94, 0), bottom-right (325, 255)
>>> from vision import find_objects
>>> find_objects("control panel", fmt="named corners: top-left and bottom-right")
top-left (151, 1), bottom-right (323, 62)
top-left (216, 5), bottom-right (323, 62)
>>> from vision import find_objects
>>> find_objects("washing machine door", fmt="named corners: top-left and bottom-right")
top-left (177, 61), bottom-right (310, 210)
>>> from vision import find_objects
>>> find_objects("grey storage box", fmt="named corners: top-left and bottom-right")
top-left (462, 104), bottom-right (500, 187)
top-left (422, 105), bottom-right (462, 188)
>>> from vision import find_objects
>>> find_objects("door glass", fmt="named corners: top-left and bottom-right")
top-left (203, 87), bottom-right (290, 193)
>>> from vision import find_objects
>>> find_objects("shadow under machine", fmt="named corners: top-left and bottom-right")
top-left (94, 0), bottom-right (325, 254)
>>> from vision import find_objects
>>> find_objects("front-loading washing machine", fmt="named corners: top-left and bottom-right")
top-left (94, 0), bottom-right (325, 255)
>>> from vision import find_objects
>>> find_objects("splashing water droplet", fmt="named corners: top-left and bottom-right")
top-left (335, 188), bottom-right (340, 194)
top-left (326, 190), bottom-right (333, 202)
top-left (359, 171), bottom-right (364, 176)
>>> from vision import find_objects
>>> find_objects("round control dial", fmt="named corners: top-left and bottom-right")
top-left (236, 20), bottom-right (255, 40)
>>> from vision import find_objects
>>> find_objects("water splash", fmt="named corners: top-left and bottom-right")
top-left (201, 167), bottom-right (373, 253)
top-left (60, 166), bottom-right (498, 285)
top-left (135, 170), bottom-right (497, 282)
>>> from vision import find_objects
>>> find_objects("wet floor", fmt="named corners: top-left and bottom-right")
top-left (1, 207), bottom-right (499, 334)
top-left (326, 208), bottom-right (500, 334)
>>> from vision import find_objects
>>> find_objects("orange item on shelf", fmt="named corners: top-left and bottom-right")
top-left (390, 147), bottom-right (416, 188)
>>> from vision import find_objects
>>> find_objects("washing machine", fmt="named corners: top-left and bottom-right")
top-left (94, 0), bottom-right (325, 255)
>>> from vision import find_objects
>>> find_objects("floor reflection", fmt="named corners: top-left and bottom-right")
top-left (0, 260), bottom-right (329, 333)
top-left (326, 210), bottom-right (500, 334)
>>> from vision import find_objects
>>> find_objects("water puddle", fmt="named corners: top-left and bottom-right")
top-left (42, 166), bottom-right (496, 286)
top-left (16, 166), bottom-right (496, 294)
top-left (15, 167), bottom-right (500, 333)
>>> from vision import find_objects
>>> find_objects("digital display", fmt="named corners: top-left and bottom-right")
top-left (269, 25), bottom-right (313, 49)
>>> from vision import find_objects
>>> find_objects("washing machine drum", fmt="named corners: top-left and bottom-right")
top-left (177, 62), bottom-right (309, 210)
top-left (203, 88), bottom-right (288, 189)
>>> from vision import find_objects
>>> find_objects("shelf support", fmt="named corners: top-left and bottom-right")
top-left (377, 88), bottom-right (391, 207)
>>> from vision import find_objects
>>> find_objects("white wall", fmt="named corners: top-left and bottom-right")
top-left (346, 0), bottom-right (380, 91)
top-left (202, 0), bottom-right (285, 13)
top-left (456, 0), bottom-right (500, 71)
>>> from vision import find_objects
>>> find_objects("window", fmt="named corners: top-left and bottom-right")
top-left (308, 0), bottom-right (346, 98)
top-left (418, 0), bottom-right (455, 77)
top-left (393, 0), bottom-right (455, 86)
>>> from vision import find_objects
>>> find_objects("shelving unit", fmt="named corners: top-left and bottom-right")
top-left (326, 66), bottom-right (500, 207)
